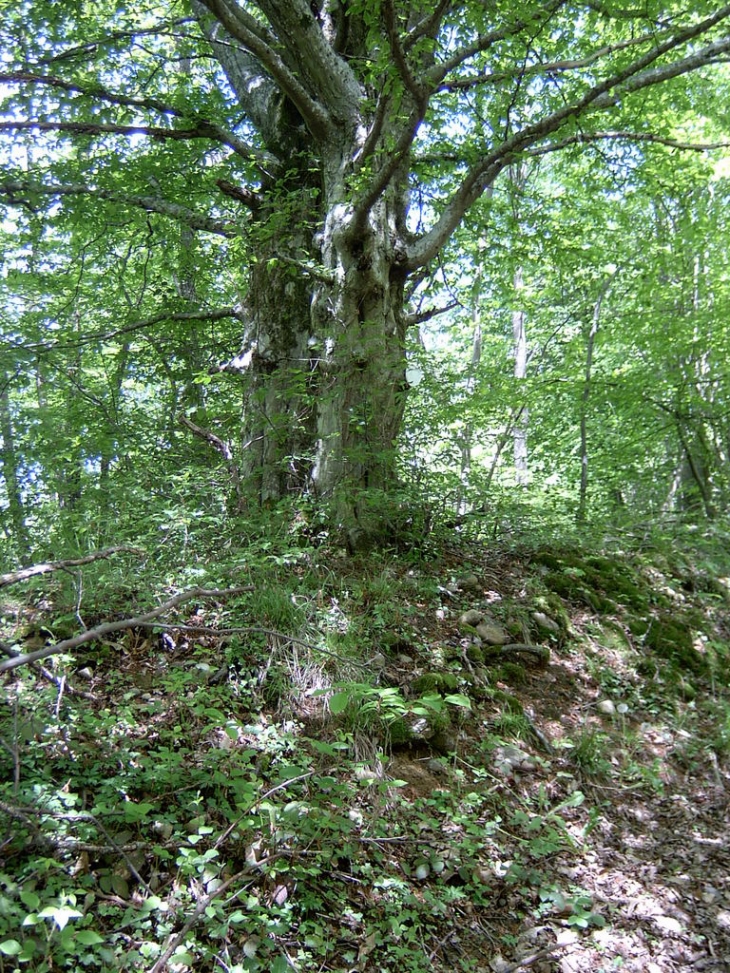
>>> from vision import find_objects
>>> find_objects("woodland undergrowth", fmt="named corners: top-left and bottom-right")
top-left (1, 510), bottom-right (730, 972)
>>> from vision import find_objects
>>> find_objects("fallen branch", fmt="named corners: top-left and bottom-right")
top-left (498, 943), bottom-right (573, 972)
top-left (0, 546), bottom-right (144, 589)
top-left (0, 586), bottom-right (251, 674)
top-left (147, 862), bottom-right (267, 973)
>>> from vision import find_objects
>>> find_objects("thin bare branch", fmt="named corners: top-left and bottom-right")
top-left (10, 308), bottom-right (240, 353)
top-left (0, 71), bottom-right (187, 117)
top-left (404, 301), bottom-right (460, 327)
top-left (0, 547), bottom-right (144, 589)
top-left (37, 19), bottom-right (193, 65)
top-left (0, 116), bottom-right (267, 166)
top-left (383, 0), bottom-right (426, 106)
top-left (527, 131), bottom-right (730, 157)
top-left (180, 415), bottom-right (244, 511)
top-left (427, 1), bottom-right (566, 88)
top-left (437, 28), bottom-right (672, 92)
top-left (0, 180), bottom-right (237, 236)
top-left (403, 0), bottom-right (452, 53)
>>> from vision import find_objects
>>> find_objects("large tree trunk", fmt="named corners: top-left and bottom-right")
top-left (199, 0), bottom-right (414, 546)
top-left (233, 186), bottom-right (320, 503)
top-left (234, 161), bottom-right (409, 548)
top-left (310, 190), bottom-right (409, 547)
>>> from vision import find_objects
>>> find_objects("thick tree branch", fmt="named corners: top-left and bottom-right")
top-left (256, 0), bottom-right (363, 127)
top-left (354, 2), bottom-right (567, 225)
top-left (192, 4), bottom-right (281, 150)
top-left (0, 180), bottom-right (237, 236)
top-left (350, 104), bottom-right (424, 235)
top-left (216, 178), bottom-right (262, 211)
top-left (195, 0), bottom-right (333, 139)
top-left (590, 33), bottom-right (730, 109)
top-left (407, 10), bottom-right (730, 271)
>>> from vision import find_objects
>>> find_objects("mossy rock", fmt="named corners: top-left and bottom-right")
top-left (531, 550), bottom-right (564, 571)
top-left (644, 614), bottom-right (708, 675)
top-left (411, 671), bottom-right (460, 695)
top-left (466, 645), bottom-right (485, 664)
top-left (581, 588), bottom-right (605, 612)
top-left (532, 595), bottom-right (571, 633)
top-left (589, 621), bottom-right (632, 654)
top-left (493, 662), bottom-right (527, 686)
top-left (542, 572), bottom-right (603, 612)
top-left (440, 672), bottom-right (460, 691)
top-left (506, 620), bottom-right (525, 640)
top-left (482, 644), bottom-right (506, 663)
top-left (380, 632), bottom-right (416, 654)
top-left (541, 552), bottom-right (649, 613)
top-left (542, 572), bottom-right (574, 599)
top-left (387, 718), bottom-right (413, 747)
top-left (412, 672), bottom-right (441, 694)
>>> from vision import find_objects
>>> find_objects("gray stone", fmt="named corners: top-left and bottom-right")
top-left (459, 609), bottom-right (484, 627)
top-left (533, 611), bottom-right (560, 634)
top-left (475, 621), bottom-right (510, 645)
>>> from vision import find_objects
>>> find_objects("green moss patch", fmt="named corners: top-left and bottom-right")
top-left (644, 614), bottom-right (708, 676)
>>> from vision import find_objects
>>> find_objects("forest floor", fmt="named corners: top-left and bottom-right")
top-left (1, 529), bottom-right (730, 972)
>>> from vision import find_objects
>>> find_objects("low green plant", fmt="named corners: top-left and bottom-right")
top-left (570, 728), bottom-right (613, 776)
top-left (324, 682), bottom-right (471, 746)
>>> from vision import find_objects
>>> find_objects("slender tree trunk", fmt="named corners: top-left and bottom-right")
top-left (509, 166), bottom-right (530, 486)
top-left (512, 268), bottom-right (529, 486)
top-left (676, 423), bottom-right (716, 519)
top-left (0, 372), bottom-right (31, 563)
top-left (457, 307), bottom-right (482, 516)
top-left (577, 278), bottom-right (611, 524)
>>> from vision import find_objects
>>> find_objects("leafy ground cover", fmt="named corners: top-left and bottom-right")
top-left (1, 524), bottom-right (730, 972)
